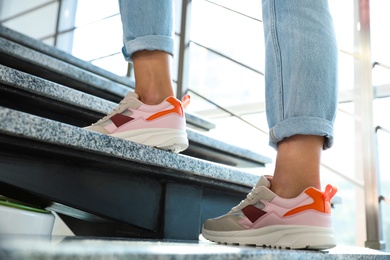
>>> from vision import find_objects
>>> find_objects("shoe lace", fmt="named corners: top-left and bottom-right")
top-left (94, 100), bottom-right (128, 125)
top-left (232, 187), bottom-right (259, 211)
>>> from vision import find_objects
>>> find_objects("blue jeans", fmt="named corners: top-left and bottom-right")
top-left (118, 0), bottom-right (174, 61)
top-left (119, 0), bottom-right (338, 150)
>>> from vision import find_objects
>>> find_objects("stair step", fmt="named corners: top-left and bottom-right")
top-left (0, 107), bottom-right (259, 187)
top-left (1, 237), bottom-right (388, 260)
top-left (0, 25), bottom-right (216, 132)
top-left (0, 64), bottom-right (271, 167)
top-left (0, 37), bottom-right (128, 101)
top-left (0, 26), bottom-right (270, 241)
top-left (0, 25), bottom-right (134, 89)
top-left (0, 107), bottom-right (260, 239)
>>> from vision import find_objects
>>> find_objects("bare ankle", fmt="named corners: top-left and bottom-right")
top-left (132, 50), bottom-right (174, 105)
top-left (270, 135), bottom-right (323, 198)
top-left (136, 88), bottom-right (173, 105)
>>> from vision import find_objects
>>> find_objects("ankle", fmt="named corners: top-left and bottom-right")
top-left (270, 176), bottom-right (321, 198)
top-left (132, 50), bottom-right (174, 105)
top-left (136, 88), bottom-right (174, 105)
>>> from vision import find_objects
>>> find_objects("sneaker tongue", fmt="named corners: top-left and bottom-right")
top-left (124, 92), bottom-right (139, 100)
top-left (255, 175), bottom-right (271, 189)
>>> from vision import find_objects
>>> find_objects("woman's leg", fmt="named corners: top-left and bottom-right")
top-left (132, 51), bottom-right (174, 105)
top-left (262, 0), bottom-right (338, 197)
top-left (118, 0), bottom-right (175, 105)
top-left (86, 1), bottom-right (188, 153)
top-left (202, 0), bottom-right (338, 249)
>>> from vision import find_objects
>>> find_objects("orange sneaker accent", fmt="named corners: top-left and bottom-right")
top-left (324, 184), bottom-right (338, 213)
top-left (146, 96), bottom-right (184, 121)
top-left (181, 94), bottom-right (191, 108)
top-left (283, 184), bottom-right (337, 217)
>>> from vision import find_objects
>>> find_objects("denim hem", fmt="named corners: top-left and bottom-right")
top-left (269, 116), bottom-right (334, 150)
top-left (122, 35), bottom-right (174, 61)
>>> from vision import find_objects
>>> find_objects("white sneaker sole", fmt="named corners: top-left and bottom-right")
top-left (110, 128), bottom-right (188, 153)
top-left (202, 225), bottom-right (336, 250)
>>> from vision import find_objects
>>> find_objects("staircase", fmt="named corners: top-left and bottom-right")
top-left (0, 25), bottom-right (271, 240)
top-left (1, 25), bottom-right (389, 259)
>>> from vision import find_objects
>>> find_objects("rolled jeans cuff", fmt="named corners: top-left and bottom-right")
top-left (269, 116), bottom-right (334, 150)
top-left (122, 35), bottom-right (174, 61)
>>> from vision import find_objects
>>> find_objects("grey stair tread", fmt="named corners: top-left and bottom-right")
top-left (0, 25), bottom-right (134, 88)
top-left (1, 237), bottom-right (389, 260)
top-left (0, 65), bottom-right (271, 167)
top-left (0, 36), bottom-right (131, 100)
top-left (184, 130), bottom-right (271, 167)
top-left (0, 107), bottom-right (257, 235)
top-left (185, 112), bottom-right (215, 132)
top-left (0, 107), bottom-right (259, 188)
top-left (0, 25), bottom-right (215, 132)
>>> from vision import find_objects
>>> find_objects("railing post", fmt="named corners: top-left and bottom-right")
top-left (176, 0), bottom-right (192, 99)
top-left (354, 0), bottom-right (385, 250)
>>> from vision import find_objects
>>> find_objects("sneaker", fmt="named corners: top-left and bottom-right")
top-left (202, 175), bottom-right (337, 250)
top-left (85, 92), bottom-right (190, 153)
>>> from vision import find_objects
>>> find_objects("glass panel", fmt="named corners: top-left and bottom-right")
top-left (206, 0), bottom-right (262, 21)
top-left (71, 15), bottom-right (123, 62)
top-left (338, 52), bottom-right (355, 91)
top-left (373, 66), bottom-right (390, 87)
top-left (329, 0), bottom-right (355, 94)
top-left (74, 0), bottom-right (119, 27)
top-left (371, 0), bottom-right (390, 66)
top-left (376, 128), bottom-right (390, 248)
top-left (0, 0), bottom-right (53, 21)
top-left (374, 97), bottom-right (390, 248)
top-left (371, 0), bottom-right (390, 86)
top-left (174, 0), bottom-right (182, 34)
top-left (42, 36), bottom-right (55, 46)
top-left (328, 0), bottom-right (354, 53)
top-left (321, 168), bottom-right (358, 245)
top-left (191, 0), bottom-right (265, 72)
top-left (203, 113), bottom-right (270, 157)
top-left (188, 43), bottom-right (264, 111)
top-left (91, 53), bottom-right (128, 77)
top-left (321, 102), bottom-right (357, 245)
top-left (2, 2), bottom-right (59, 39)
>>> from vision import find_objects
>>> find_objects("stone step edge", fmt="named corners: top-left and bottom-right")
top-left (0, 64), bottom-right (271, 166)
top-left (0, 31), bottom-right (216, 132)
top-left (0, 25), bottom-right (134, 88)
top-left (0, 107), bottom-right (259, 188)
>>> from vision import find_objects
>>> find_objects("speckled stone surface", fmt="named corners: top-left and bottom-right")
top-left (0, 64), bottom-right (113, 114)
top-left (0, 236), bottom-right (388, 260)
top-left (0, 65), bottom-right (270, 166)
top-left (0, 37), bottom-right (130, 97)
top-left (0, 27), bottom-right (215, 131)
top-left (185, 113), bottom-right (216, 132)
top-left (186, 130), bottom-right (272, 166)
top-left (0, 107), bottom-right (259, 187)
top-left (0, 25), bottom-right (134, 87)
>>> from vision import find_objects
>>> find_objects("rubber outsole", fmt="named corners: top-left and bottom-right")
top-left (202, 225), bottom-right (336, 250)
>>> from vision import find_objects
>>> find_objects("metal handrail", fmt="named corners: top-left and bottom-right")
top-left (321, 163), bottom-right (364, 188)
top-left (379, 196), bottom-right (390, 204)
top-left (187, 89), bottom-right (268, 135)
top-left (39, 13), bottom-right (121, 43)
top-left (375, 126), bottom-right (390, 207)
top-left (376, 125), bottom-right (390, 134)
top-left (190, 41), bottom-right (265, 76)
top-left (373, 61), bottom-right (390, 70)
top-left (204, 0), bottom-right (262, 23)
